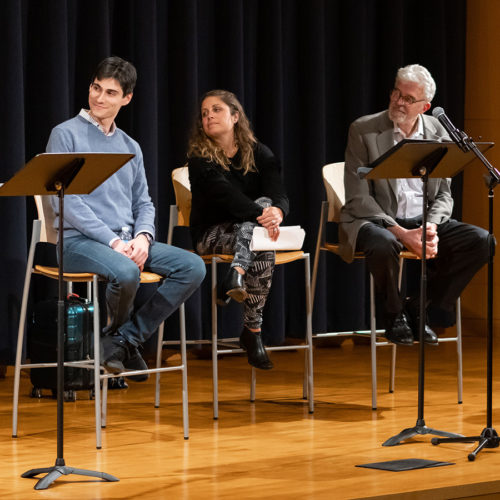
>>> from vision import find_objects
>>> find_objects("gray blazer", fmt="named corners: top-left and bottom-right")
top-left (338, 110), bottom-right (453, 263)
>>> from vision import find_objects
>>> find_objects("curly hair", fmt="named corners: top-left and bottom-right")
top-left (187, 89), bottom-right (257, 174)
top-left (396, 64), bottom-right (436, 102)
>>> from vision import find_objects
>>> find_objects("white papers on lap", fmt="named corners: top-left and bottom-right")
top-left (250, 226), bottom-right (305, 251)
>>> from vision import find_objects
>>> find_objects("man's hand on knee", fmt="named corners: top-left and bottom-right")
top-left (387, 224), bottom-right (438, 259)
top-left (112, 239), bottom-right (133, 258)
top-left (129, 235), bottom-right (150, 271)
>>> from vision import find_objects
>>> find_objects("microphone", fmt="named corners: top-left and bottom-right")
top-left (432, 107), bottom-right (470, 152)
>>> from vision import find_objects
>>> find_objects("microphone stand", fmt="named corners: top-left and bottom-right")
top-left (431, 134), bottom-right (500, 460)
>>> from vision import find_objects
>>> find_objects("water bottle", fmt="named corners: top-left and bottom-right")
top-left (119, 226), bottom-right (133, 241)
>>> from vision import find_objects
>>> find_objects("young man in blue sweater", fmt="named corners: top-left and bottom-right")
top-left (47, 56), bottom-right (205, 380)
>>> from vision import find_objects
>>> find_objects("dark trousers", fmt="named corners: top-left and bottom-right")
top-left (356, 218), bottom-right (490, 324)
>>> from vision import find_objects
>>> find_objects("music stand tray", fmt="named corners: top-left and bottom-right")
top-left (362, 139), bottom-right (494, 179)
top-left (0, 152), bottom-right (134, 489)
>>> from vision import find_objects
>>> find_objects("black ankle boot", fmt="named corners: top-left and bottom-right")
top-left (239, 327), bottom-right (273, 370)
top-left (217, 267), bottom-right (248, 306)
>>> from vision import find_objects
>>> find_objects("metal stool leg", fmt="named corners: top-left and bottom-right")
top-left (304, 254), bottom-right (314, 413)
top-left (303, 352), bottom-right (308, 400)
top-left (101, 379), bottom-right (108, 429)
top-left (154, 321), bottom-right (164, 408)
top-left (389, 344), bottom-right (396, 393)
top-left (250, 368), bottom-right (256, 402)
top-left (370, 273), bottom-right (377, 410)
top-left (456, 297), bottom-right (463, 404)
top-left (179, 304), bottom-right (189, 439)
top-left (12, 221), bottom-right (40, 438)
top-left (12, 270), bottom-right (31, 438)
top-left (92, 275), bottom-right (103, 449)
top-left (211, 259), bottom-right (219, 420)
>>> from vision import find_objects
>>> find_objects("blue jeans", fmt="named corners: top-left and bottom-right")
top-left (62, 235), bottom-right (206, 346)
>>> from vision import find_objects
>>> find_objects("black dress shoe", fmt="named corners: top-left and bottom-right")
top-left (239, 327), bottom-right (273, 370)
top-left (217, 267), bottom-right (248, 306)
top-left (385, 312), bottom-right (414, 345)
top-left (405, 297), bottom-right (439, 345)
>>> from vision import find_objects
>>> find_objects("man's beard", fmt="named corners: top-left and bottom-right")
top-left (388, 105), bottom-right (407, 124)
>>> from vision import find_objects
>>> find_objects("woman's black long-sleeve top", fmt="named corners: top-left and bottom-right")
top-left (187, 142), bottom-right (290, 247)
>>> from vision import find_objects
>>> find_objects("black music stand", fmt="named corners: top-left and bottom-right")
top-left (359, 139), bottom-right (494, 447)
top-left (0, 152), bottom-right (134, 490)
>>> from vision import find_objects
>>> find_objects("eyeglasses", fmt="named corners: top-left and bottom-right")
top-left (390, 88), bottom-right (426, 106)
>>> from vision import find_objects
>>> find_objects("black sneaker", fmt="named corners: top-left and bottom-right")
top-left (123, 346), bottom-right (149, 382)
top-left (101, 334), bottom-right (129, 373)
top-left (108, 376), bottom-right (129, 390)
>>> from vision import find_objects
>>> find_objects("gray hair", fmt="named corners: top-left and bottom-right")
top-left (396, 64), bottom-right (436, 102)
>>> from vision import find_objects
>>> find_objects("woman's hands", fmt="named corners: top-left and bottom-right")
top-left (257, 206), bottom-right (284, 241)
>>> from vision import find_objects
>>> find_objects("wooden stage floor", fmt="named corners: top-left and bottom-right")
top-left (2, 335), bottom-right (500, 499)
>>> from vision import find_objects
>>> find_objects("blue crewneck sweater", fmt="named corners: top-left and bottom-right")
top-left (46, 114), bottom-right (155, 245)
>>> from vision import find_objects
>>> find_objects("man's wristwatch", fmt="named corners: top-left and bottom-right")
top-left (139, 232), bottom-right (153, 245)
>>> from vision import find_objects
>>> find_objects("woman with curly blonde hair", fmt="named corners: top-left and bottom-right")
top-left (187, 89), bottom-right (289, 370)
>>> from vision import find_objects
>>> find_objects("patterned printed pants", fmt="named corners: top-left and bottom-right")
top-left (196, 197), bottom-right (275, 329)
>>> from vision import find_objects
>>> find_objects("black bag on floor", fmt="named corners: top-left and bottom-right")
top-left (28, 294), bottom-right (94, 400)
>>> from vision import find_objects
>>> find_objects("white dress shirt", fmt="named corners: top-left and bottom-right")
top-left (394, 115), bottom-right (424, 219)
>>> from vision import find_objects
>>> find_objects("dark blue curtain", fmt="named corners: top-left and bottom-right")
top-left (0, 0), bottom-right (467, 363)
